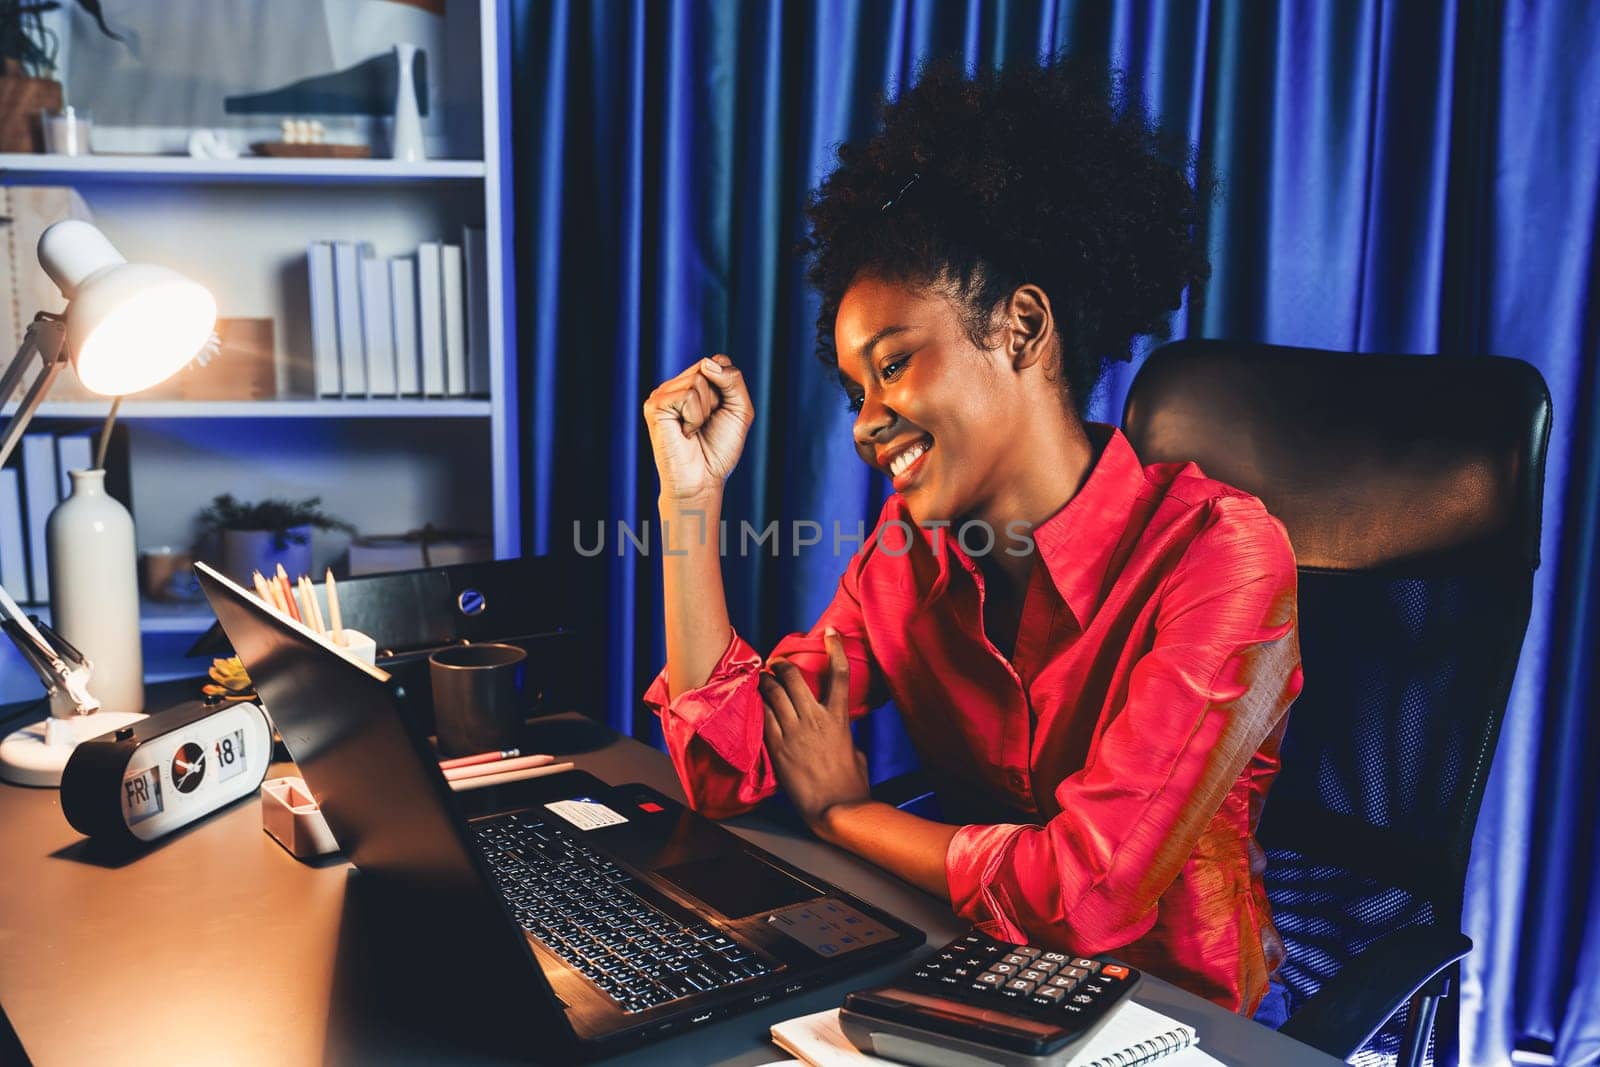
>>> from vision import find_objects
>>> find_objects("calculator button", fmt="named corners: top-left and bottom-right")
top-left (1047, 975), bottom-right (1078, 990)
top-left (1084, 981), bottom-right (1110, 996)
top-left (1018, 969), bottom-right (1046, 983)
top-left (1030, 958), bottom-right (1059, 974)
top-left (1012, 946), bottom-right (1042, 959)
top-left (989, 963), bottom-right (1016, 975)
top-left (1062, 966), bottom-right (1089, 980)
top-left (1070, 958), bottom-right (1099, 972)
top-left (961, 956), bottom-right (985, 969)
top-left (975, 972), bottom-right (1004, 986)
top-left (1041, 951), bottom-right (1069, 964)
top-left (1005, 979), bottom-right (1037, 994)
top-left (1101, 964), bottom-right (1130, 979)
top-left (1003, 954), bottom-right (1031, 968)
top-left (1031, 987), bottom-right (1066, 1005)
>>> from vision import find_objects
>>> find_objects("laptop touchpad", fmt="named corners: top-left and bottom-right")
top-left (656, 852), bottom-right (819, 919)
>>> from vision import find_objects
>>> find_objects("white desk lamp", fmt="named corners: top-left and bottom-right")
top-left (0, 219), bottom-right (216, 786)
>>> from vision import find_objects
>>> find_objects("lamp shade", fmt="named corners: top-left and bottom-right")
top-left (37, 220), bottom-right (216, 397)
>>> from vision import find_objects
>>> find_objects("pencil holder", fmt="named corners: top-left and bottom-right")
top-left (260, 776), bottom-right (339, 858)
top-left (336, 628), bottom-right (377, 666)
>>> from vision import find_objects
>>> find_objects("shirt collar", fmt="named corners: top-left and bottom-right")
top-left (1030, 423), bottom-right (1148, 628)
top-left (906, 423), bottom-right (1148, 627)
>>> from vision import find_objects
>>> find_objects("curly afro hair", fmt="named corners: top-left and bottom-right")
top-left (801, 56), bottom-right (1211, 417)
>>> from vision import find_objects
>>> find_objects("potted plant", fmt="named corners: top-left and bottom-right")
top-left (195, 494), bottom-right (356, 584)
top-left (0, 0), bottom-right (119, 152)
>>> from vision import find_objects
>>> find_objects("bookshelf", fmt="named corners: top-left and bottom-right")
top-left (0, 0), bottom-right (518, 702)
top-left (0, 155), bottom-right (488, 184)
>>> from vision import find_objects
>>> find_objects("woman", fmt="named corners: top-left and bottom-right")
top-left (641, 59), bottom-right (1302, 1023)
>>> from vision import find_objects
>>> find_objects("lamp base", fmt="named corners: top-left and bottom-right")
top-left (0, 710), bottom-right (147, 787)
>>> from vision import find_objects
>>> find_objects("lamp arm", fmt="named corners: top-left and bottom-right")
top-left (0, 583), bottom-right (101, 716)
top-left (0, 315), bottom-right (69, 470)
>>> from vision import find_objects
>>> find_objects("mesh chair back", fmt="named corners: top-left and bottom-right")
top-left (1122, 340), bottom-right (1550, 1044)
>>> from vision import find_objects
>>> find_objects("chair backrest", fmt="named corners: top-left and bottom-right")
top-left (1122, 339), bottom-right (1551, 917)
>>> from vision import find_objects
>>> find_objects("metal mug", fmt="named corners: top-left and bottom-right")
top-left (428, 642), bottom-right (527, 756)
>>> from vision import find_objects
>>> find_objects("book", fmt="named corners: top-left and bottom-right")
top-left (332, 240), bottom-right (372, 396)
top-left (360, 256), bottom-right (397, 397)
top-left (462, 225), bottom-right (491, 395)
top-left (307, 241), bottom-right (341, 397)
top-left (769, 1003), bottom-right (1220, 1067)
top-left (417, 241), bottom-right (446, 396)
top-left (19, 433), bottom-right (58, 604)
top-left (389, 256), bottom-right (420, 395)
top-left (54, 433), bottom-right (93, 497)
top-left (0, 469), bottom-right (28, 602)
top-left (440, 242), bottom-right (467, 396)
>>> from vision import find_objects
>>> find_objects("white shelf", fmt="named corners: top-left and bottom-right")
top-left (28, 399), bottom-right (493, 419)
top-left (20, 597), bottom-right (215, 635)
top-left (0, 154), bottom-right (486, 185)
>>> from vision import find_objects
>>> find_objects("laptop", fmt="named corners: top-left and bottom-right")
top-left (195, 561), bottom-right (923, 1059)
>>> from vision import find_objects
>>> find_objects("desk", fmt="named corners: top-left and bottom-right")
top-left (0, 697), bottom-right (1340, 1066)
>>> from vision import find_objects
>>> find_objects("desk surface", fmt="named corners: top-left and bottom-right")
top-left (0, 702), bottom-right (1339, 1066)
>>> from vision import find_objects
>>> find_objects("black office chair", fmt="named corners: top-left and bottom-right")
top-left (1121, 339), bottom-right (1551, 1066)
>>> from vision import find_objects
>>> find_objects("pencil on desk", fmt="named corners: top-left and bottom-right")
top-left (447, 761), bottom-right (575, 793)
top-left (325, 568), bottom-right (345, 646)
top-left (442, 753), bottom-right (557, 783)
top-left (438, 747), bottom-right (520, 771)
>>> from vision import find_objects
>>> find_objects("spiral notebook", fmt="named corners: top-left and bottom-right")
top-left (769, 1001), bottom-right (1223, 1067)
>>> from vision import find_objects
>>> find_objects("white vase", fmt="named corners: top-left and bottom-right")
top-left (45, 469), bottom-right (144, 714)
top-left (391, 43), bottom-right (427, 162)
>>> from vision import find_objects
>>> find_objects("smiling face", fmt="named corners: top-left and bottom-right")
top-left (835, 273), bottom-right (1036, 526)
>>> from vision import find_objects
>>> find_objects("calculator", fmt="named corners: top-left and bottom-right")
top-left (838, 928), bottom-right (1142, 1067)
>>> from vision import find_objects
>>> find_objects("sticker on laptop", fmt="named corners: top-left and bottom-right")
top-left (544, 797), bottom-right (629, 831)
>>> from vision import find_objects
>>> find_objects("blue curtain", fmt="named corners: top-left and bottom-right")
top-left (509, 2), bottom-right (1600, 1061)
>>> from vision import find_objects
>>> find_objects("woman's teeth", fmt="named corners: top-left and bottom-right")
top-left (890, 440), bottom-right (931, 478)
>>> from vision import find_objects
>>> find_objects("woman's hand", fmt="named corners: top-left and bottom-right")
top-left (642, 354), bottom-right (753, 505)
top-left (760, 628), bottom-right (872, 834)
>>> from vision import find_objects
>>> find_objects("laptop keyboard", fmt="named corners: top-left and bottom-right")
top-left (473, 811), bottom-right (777, 1014)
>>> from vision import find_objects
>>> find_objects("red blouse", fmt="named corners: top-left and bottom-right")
top-left (643, 423), bottom-right (1303, 1014)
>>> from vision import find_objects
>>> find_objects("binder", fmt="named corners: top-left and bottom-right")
top-left (19, 433), bottom-right (57, 604)
top-left (390, 256), bottom-right (420, 396)
top-left (417, 241), bottom-right (446, 396)
top-left (54, 433), bottom-right (93, 497)
top-left (463, 225), bottom-right (491, 395)
top-left (332, 240), bottom-right (372, 397)
top-left (0, 469), bottom-right (28, 602)
top-left (441, 242), bottom-right (467, 396)
top-left (307, 241), bottom-right (341, 397)
top-left (360, 256), bottom-right (397, 397)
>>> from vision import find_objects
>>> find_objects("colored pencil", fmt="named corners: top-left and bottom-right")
top-left (447, 761), bottom-right (575, 793)
top-left (325, 568), bottom-right (345, 646)
top-left (442, 754), bottom-right (557, 783)
top-left (438, 747), bottom-right (520, 771)
top-left (304, 575), bottom-right (328, 635)
top-left (275, 564), bottom-right (301, 623)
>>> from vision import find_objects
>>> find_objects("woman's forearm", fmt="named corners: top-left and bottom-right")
top-left (819, 800), bottom-right (958, 900)
top-left (660, 492), bottom-right (734, 699)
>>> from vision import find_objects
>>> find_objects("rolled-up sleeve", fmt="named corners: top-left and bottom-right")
top-left (643, 546), bottom-right (887, 819)
top-left (946, 499), bottom-right (1304, 953)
